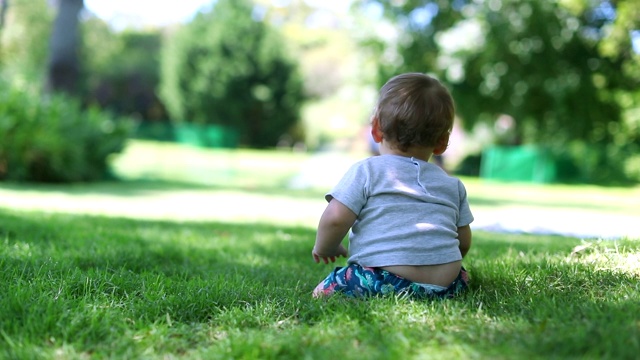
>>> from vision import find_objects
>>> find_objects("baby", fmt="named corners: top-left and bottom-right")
top-left (312, 72), bottom-right (473, 299)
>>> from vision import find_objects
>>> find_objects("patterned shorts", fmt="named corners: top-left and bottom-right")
top-left (313, 263), bottom-right (468, 300)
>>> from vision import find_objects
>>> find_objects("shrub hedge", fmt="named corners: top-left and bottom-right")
top-left (0, 87), bottom-right (132, 182)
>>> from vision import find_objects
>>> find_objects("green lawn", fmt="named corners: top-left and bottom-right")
top-left (1, 140), bottom-right (639, 359)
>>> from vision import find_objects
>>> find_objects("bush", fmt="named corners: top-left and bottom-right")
top-left (81, 24), bottom-right (169, 123)
top-left (0, 87), bottom-right (132, 183)
top-left (159, 0), bottom-right (305, 148)
top-left (551, 142), bottom-right (640, 185)
top-left (454, 154), bottom-right (482, 177)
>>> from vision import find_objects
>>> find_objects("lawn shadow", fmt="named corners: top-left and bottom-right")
top-left (458, 232), bottom-right (640, 358)
top-left (2, 208), bottom-right (637, 358)
top-left (464, 260), bottom-right (640, 358)
top-left (0, 208), bottom-right (324, 322)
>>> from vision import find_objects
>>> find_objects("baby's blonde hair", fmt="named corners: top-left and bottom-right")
top-left (374, 73), bottom-right (455, 152)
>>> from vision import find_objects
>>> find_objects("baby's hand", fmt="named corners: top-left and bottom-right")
top-left (312, 244), bottom-right (347, 264)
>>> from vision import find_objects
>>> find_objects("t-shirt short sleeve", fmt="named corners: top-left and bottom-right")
top-left (457, 180), bottom-right (474, 227)
top-left (325, 161), bottom-right (369, 216)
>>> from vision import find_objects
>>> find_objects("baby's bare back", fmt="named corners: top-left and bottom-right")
top-left (382, 260), bottom-right (462, 287)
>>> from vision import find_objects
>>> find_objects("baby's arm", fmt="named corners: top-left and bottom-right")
top-left (312, 199), bottom-right (357, 264)
top-left (457, 225), bottom-right (472, 258)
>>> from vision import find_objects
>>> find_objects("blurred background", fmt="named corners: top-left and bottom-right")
top-left (0, 0), bottom-right (639, 186)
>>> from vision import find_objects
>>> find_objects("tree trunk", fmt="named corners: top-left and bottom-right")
top-left (0, 0), bottom-right (8, 32)
top-left (45, 0), bottom-right (84, 95)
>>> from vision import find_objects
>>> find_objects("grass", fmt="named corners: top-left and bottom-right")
top-left (1, 140), bottom-right (639, 359)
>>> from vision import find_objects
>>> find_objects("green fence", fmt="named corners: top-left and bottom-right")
top-left (134, 122), bottom-right (239, 148)
top-left (480, 145), bottom-right (556, 183)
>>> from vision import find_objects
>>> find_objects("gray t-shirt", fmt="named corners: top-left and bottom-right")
top-left (326, 154), bottom-right (474, 267)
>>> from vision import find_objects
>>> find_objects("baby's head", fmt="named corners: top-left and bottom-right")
top-left (373, 73), bottom-right (454, 152)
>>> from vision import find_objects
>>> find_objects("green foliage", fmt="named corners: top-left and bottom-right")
top-left (0, 86), bottom-right (133, 183)
top-left (2, 2), bottom-right (168, 122)
top-left (359, 0), bottom-right (640, 183)
top-left (81, 21), bottom-right (168, 122)
top-left (160, 0), bottom-right (305, 148)
top-left (0, 0), bottom-right (53, 88)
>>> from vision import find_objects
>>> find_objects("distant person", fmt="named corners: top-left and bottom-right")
top-left (311, 72), bottom-right (473, 300)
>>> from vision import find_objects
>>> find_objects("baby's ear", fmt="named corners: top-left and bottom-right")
top-left (433, 132), bottom-right (450, 155)
top-left (370, 117), bottom-right (384, 143)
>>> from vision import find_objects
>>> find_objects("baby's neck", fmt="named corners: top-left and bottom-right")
top-left (378, 141), bottom-right (434, 162)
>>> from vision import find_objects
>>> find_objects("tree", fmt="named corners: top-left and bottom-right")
top-left (256, 0), bottom-right (380, 149)
top-left (359, 0), bottom-right (640, 182)
top-left (0, 0), bottom-right (53, 88)
top-left (0, 0), bottom-right (8, 31)
top-left (81, 22), bottom-right (168, 122)
top-left (45, 0), bottom-right (84, 95)
top-left (0, 0), bottom-right (132, 184)
top-left (160, 0), bottom-right (305, 148)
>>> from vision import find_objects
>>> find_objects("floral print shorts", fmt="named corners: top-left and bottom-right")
top-left (313, 263), bottom-right (468, 299)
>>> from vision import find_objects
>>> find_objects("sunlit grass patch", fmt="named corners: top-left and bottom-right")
top-left (568, 239), bottom-right (640, 277)
top-left (110, 139), bottom-right (351, 190)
